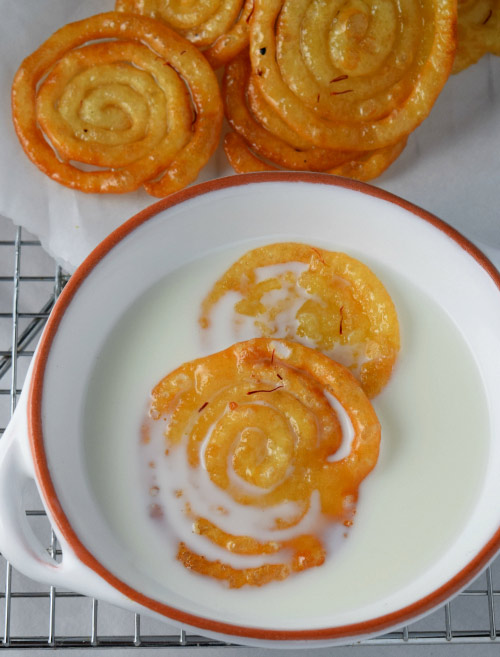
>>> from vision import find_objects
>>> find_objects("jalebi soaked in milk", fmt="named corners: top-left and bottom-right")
top-left (145, 338), bottom-right (380, 587)
top-left (200, 243), bottom-right (400, 398)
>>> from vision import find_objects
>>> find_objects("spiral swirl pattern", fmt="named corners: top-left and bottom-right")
top-left (200, 243), bottom-right (400, 398)
top-left (249, 0), bottom-right (456, 150)
top-left (147, 338), bottom-right (380, 587)
top-left (116, 0), bottom-right (254, 68)
top-left (11, 12), bottom-right (222, 196)
top-left (223, 52), bottom-right (358, 171)
top-left (222, 51), bottom-right (407, 179)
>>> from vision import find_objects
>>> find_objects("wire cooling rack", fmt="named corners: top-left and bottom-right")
top-left (1, 223), bottom-right (500, 650)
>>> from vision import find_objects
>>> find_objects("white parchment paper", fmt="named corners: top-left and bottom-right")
top-left (0, 0), bottom-right (499, 272)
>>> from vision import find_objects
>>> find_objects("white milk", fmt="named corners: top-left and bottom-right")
top-left (83, 242), bottom-right (489, 625)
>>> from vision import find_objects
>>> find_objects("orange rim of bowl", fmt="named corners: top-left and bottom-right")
top-left (27, 172), bottom-right (500, 642)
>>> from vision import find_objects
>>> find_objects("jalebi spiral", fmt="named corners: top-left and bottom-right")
top-left (11, 12), bottom-right (222, 196)
top-left (144, 338), bottom-right (381, 588)
top-left (223, 53), bottom-right (355, 171)
top-left (200, 243), bottom-right (400, 398)
top-left (248, 0), bottom-right (456, 150)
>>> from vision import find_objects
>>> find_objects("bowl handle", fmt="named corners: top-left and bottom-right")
top-left (0, 381), bottom-right (115, 598)
top-left (0, 416), bottom-right (64, 584)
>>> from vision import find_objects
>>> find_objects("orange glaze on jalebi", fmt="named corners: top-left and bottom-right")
top-left (146, 338), bottom-right (380, 588)
top-left (200, 243), bottom-right (400, 398)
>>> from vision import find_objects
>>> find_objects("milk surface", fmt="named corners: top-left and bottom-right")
top-left (83, 241), bottom-right (489, 625)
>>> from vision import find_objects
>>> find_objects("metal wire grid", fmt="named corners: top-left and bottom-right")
top-left (0, 224), bottom-right (500, 650)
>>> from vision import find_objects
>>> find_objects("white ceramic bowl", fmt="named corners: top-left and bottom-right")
top-left (1, 173), bottom-right (500, 649)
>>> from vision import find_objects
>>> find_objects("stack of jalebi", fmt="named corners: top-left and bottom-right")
top-left (221, 0), bottom-right (456, 178)
top-left (10, 0), bottom-right (500, 193)
top-left (222, 52), bottom-right (408, 181)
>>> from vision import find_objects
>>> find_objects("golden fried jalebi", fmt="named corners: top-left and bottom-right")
top-left (200, 243), bottom-right (400, 398)
top-left (223, 53), bottom-right (357, 172)
top-left (115, 0), bottom-right (254, 68)
top-left (327, 139), bottom-right (408, 181)
top-left (223, 131), bottom-right (274, 172)
top-left (148, 338), bottom-right (380, 587)
top-left (248, 0), bottom-right (456, 151)
top-left (11, 12), bottom-right (222, 196)
top-left (224, 129), bottom-right (407, 180)
top-left (246, 72), bottom-right (321, 150)
top-left (222, 52), bottom-right (408, 179)
top-left (454, 0), bottom-right (500, 72)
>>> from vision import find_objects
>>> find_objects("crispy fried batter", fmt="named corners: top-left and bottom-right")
top-left (200, 244), bottom-right (400, 397)
top-left (224, 53), bottom-right (357, 171)
top-left (454, 0), bottom-right (500, 72)
top-left (11, 12), bottom-right (222, 196)
top-left (248, 0), bottom-right (456, 150)
top-left (222, 51), bottom-right (407, 180)
top-left (152, 338), bottom-right (381, 587)
top-left (116, 0), bottom-right (254, 68)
